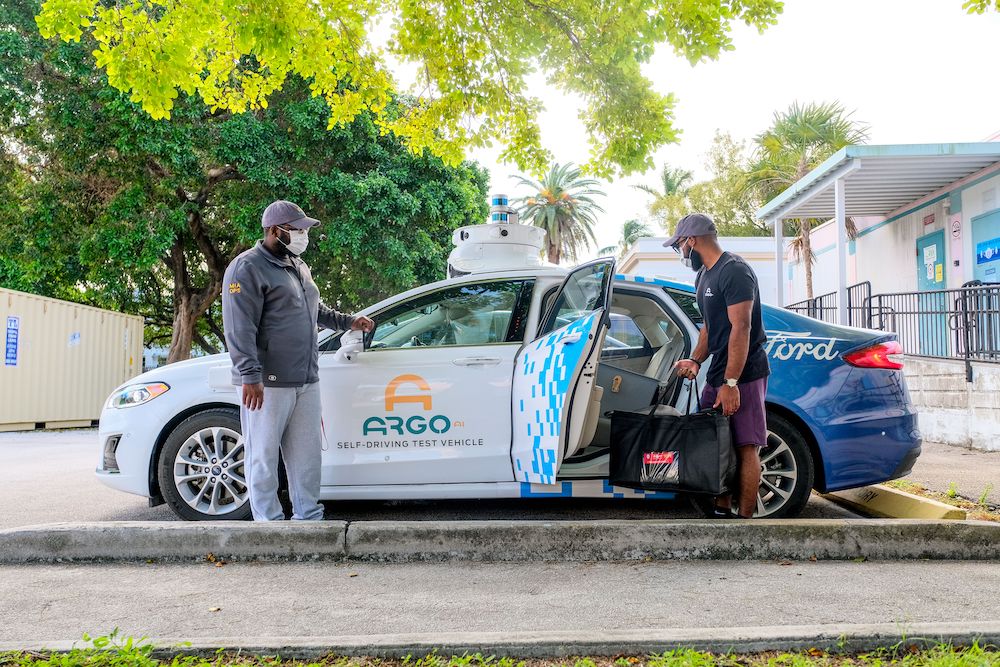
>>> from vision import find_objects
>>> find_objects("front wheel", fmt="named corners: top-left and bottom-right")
top-left (158, 408), bottom-right (252, 521)
top-left (691, 412), bottom-right (814, 519)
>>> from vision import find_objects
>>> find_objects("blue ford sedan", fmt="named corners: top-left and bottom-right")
top-left (96, 254), bottom-right (921, 521)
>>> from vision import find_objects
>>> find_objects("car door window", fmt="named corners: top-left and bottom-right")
top-left (539, 260), bottom-right (613, 335)
top-left (370, 280), bottom-right (532, 350)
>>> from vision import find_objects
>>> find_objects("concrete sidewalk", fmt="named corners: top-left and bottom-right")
top-left (908, 440), bottom-right (1000, 506)
top-left (1, 560), bottom-right (998, 654)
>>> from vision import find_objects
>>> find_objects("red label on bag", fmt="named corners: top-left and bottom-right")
top-left (643, 451), bottom-right (676, 464)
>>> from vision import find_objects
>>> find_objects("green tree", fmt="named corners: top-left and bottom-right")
top-left (33, 0), bottom-right (784, 176)
top-left (964, 0), bottom-right (1000, 12)
top-left (514, 163), bottom-right (605, 265)
top-left (1, 0), bottom-right (488, 362)
top-left (634, 165), bottom-right (695, 202)
top-left (642, 133), bottom-right (766, 237)
top-left (744, 102), bottom-right (869, 299)
top-left (598, 219), bottom-right (654, 259)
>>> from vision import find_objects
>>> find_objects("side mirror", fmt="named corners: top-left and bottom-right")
top-left (335, 330), bottom-right (365, 362)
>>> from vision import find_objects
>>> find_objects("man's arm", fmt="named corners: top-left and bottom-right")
top-left (222, 261), bottom-right (264, 409)
top-left (692, 324), bottom-right (709, 364)
top-left (317, 303), bottom-right (357, 332)
top-left (675, 323), bottom-right (709, 379)
top-left (723, 301), bottom-right (752, 381)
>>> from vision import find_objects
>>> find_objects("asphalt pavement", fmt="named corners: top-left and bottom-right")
top-left (1, 559), bottom-right (998, 645)
top-left (908, 440), bottom-right (1000, 506)
top-left (0, 428), bottom-right (860, 529)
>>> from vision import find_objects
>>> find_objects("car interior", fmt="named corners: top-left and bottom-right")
top-left (563, 290), bottom-right (688, 467)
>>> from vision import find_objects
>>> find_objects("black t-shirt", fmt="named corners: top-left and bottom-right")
top-left (695, 252), bottom-right (770, 388)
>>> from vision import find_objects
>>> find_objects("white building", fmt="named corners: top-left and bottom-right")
top-left (754, 142), bottom-right (1000, 451)
top-left (755, 143), bottom-right (1000, 317)
top-left (619, 236), bottom-right (790, 305)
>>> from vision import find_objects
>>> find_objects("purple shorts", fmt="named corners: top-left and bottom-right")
top-left (702, 377), bottom-right (768, 447)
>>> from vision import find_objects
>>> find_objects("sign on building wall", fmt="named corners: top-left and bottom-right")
top-left (977, 237), bottom-right (1000, 265)
top-left (5, 316), bottom-right (19, 367)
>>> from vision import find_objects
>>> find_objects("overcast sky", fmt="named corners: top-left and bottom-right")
top-left (457, 0), bottom-right (1000, 260)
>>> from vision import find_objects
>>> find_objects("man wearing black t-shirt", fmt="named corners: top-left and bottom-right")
top-left (664, 213), bottom-right (770, 519)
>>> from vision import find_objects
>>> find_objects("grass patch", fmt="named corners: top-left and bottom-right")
top-left (0, 634), bottom-right (999, 667)
top-left (883, 480), bottom-right (1000, 522)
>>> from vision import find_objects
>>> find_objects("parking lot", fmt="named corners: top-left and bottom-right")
top-left (0, 428), bottom-right (862, 529)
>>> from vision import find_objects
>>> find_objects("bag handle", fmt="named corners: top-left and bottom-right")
top-left (686, 377), bottom-right (702, 414)
top-left (647, 374), bottom-right (702, 427)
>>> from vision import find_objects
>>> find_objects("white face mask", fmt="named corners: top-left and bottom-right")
top-left (278, 228), bottom-right (309, 256)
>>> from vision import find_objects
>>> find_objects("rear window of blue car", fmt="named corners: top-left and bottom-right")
top-left (666, 289), bottom-right (702, 325)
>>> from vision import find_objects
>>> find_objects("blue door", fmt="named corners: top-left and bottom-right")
top-left (915, 230), bottom-right (948, 357)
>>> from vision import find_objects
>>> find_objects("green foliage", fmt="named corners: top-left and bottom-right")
top-left (598, 219), bottom-right (655, 259)
top-left (743, 101), bottom-right (869, 299)
top-left (513, 162), bottom-right (605, 265)
top-left (963, 0), bottom-right (1000, 12)
top-left (979, 483), bottom-right (994, 507)
top-left (746, 101), bottom-right (869, 203)
top-left (1, 0), bottom-right (488, 360)
top-left (33, 0), bottom-right (785, 176)
top-left (3, 640), bottom-right (1000, 667)
top-left (641, 133), bottom-right (767, 237)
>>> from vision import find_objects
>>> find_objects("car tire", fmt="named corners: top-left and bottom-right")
top-left (690, 411), bottom-right (814, 519)
top-left (158, 408), bottom-right (252, 521)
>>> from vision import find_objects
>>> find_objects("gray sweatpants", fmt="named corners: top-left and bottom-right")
top-left (240, 382), bottom-right (324, 521)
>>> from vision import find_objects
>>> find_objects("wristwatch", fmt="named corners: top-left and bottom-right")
top-left (724, 378), bottom-right (739, 388)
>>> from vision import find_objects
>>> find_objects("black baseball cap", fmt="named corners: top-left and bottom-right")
top-left (261, 200), bottom-right (320, 230)
top-left (662, 212), bottom-right (718, 248)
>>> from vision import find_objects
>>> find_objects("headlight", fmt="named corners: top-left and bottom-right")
top-left (108, 382), bottom-right (170, 409)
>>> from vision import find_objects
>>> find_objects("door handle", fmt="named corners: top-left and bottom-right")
top-left (452, 357), bottom-right (503, 366)
top-left (560, 332), bottom-right (583, 345)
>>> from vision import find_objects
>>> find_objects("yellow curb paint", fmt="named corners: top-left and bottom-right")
top-left (823, 485), bottom-right (967, 520)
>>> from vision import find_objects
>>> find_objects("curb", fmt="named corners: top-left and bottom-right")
top-left (0, 521), bottom-right (348, 563)
top-left (823, 485), bottom-right (967, 520)
top-left (1, 622), bottom-right (998, 658)
top-left (1, 519), bottom-right (999, 563)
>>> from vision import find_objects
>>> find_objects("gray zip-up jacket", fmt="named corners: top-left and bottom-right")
top-left (222, 241), bottom-right (356, 387)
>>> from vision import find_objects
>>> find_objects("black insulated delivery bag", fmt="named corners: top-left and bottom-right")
top-left (608, 379), bottom-right (736, 496)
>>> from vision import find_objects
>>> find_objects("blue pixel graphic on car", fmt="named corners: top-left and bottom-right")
top-left (513, 312), bottom-right (597, 485)
top-left (519, 480), bottom-right (676, 499)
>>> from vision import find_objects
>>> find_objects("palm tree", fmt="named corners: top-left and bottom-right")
top-left (634, 165), bottom-right (694, 201)
top-left (598, 219), bottom-right (654, 259)
top-left (513, 163), bottom-right (606, 265)
top-left (745, 101), bottom-right (869, 300)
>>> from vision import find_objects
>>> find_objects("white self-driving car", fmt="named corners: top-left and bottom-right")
top-left (97, 211), bottom-right (921, 520)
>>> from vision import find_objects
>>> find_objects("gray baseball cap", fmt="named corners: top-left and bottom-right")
top-left (662, 212), bottom-right (717, 248)
top-left (261, 200), bottom-right (321, 230)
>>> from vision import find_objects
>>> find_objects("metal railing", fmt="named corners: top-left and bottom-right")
top-left (784, 281), bottom-right (872, 327)
top-left (865, 282), bottom-right (1000, 380)
top-left (784, 281), bottom-right (999, 380)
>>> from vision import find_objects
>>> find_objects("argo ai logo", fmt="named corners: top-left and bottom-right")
top-left (362, 374), bottom-right (457, 436)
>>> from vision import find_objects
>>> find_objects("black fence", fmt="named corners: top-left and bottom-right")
top-left (785, 281), bottom-right (872, 327)
top-left (785, 281), bottom-right (1000, 381)
top-left (866, 282), bottom-right (1000, 380)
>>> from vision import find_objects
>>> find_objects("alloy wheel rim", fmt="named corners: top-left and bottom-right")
top-left (173, 426), bottom-right (247, 516)
top-left (750, 430), bottom-right (799, 517)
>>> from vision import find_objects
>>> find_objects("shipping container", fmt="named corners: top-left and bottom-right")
top-left (1, 288), bottom-right (143, 431)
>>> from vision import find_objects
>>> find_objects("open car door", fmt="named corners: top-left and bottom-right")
top-left (511, 258), bottom-right (615, 484)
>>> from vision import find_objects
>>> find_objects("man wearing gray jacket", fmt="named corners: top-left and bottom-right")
top-left (222, 200), bottom-right (373, 521)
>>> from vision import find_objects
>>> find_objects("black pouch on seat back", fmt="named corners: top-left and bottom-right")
top-left (608, 378), bottom-right (735, 495)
